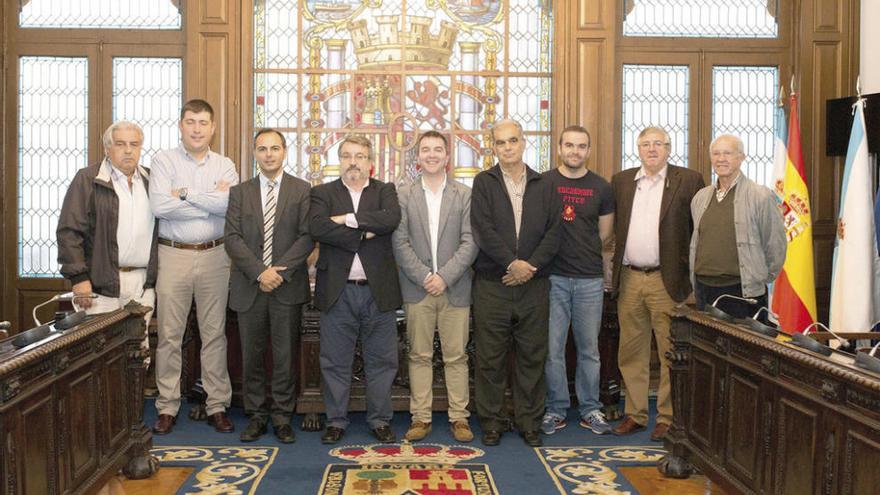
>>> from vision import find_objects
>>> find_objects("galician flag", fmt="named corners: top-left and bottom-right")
top-left (829, 97), bottom-right (880, 333)
top-left (771, 94), bottom-right (817, 334)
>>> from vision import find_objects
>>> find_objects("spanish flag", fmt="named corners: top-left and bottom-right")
top-left (771, 94), bottom-right (817, 334)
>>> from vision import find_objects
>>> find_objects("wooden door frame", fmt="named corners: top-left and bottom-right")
top-left (1, 0), bottom-right (186, 332)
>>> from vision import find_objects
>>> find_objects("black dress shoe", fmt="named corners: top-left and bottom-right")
top-left (370, 425), bottom-right (396, 443)
top-left (321, 426), bottom-right (345, 444)
top-left (520, 430), bottom-right (542, 447)
top-left (240, 419), bottom-right (267, 442)
top-left (481, 430), bottom-right (502, 446)
top-left (274, 424), bottom-right (296, 444)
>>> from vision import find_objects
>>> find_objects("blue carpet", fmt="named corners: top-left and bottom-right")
top-left (145, 399), bottom-right (665, 494)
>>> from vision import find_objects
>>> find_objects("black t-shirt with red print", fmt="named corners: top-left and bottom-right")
top-left (542, 168), bottom-right (614, 278)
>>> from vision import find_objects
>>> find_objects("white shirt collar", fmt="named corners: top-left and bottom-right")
top-left (420, 175), bottom-right (447, 194)
top-left (634, 164), bottom-right (668, 182)
top-left (260, 171), bottom-right (282, 188)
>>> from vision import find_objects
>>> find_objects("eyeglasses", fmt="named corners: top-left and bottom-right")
top-left (340, 153), bottom-right (369, 161)
top-left (638, 141), bottom-right (670, 149)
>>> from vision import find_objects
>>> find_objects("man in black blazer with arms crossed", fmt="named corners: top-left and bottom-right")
top-left (310, 134), bottom-right (402, 444)
top-left (225, 128), bottom-right (313, 443)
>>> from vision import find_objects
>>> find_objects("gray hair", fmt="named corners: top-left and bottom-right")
top-left (491, 118), bottom-right (524, 141)
top-left (710, 134), bottom-right (745, 154)
top-left (102, 121), bottom-right (144, 150)
top-left (637, 126), bottom-right (671, 146)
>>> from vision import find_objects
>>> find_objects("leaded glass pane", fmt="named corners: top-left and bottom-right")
top-left (712, 66), bottom-right (778, 187)
top-left (253, 0), bottom-right (554, 183)
top-left (623, 0), bottom-right (778, 38)
top-left (621, 64), bottom-right (689, 169)
top-left (509, 0), bottom-right (552, 72)
top-left (112, 57), bottom-right (183, 167)
top-left (253, 72), bottom-right (299, 129)
top-left (20, 0), bottom-right (181, 30)
top-left (254, 0), bottom-right (298, 69)
top-left (18, 56), bottom-right (88, 278)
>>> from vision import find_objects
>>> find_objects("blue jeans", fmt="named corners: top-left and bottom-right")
top-left (545, 275), bottom-right (604, 419)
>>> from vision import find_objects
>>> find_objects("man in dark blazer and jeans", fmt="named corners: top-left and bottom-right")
top-left (471, 119), bottom-right (561, 447)
top-left (309, 134), bottom-right (402, 445)
top-left (225, 128), bottom-right (313, 443)
top-left (610, 126), bottom-right (704, 441)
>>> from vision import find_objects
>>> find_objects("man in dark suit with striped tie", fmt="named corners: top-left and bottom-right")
top-left (225, 128), bottom-right (313, 443)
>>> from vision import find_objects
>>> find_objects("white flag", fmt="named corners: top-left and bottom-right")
top-left (829, 98), bottom-right (880, 333)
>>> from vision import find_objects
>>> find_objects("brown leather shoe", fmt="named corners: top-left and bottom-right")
top-left (450, 420), bottom-right (474, 443)
top-left (612, 416), bottom-right (646, 436)
top-left (651, 422), bottom-right (670, 441)
top-left (153, 414), bottom-right (176, 435)
top-left (207, 412), bottom-right (235, 433)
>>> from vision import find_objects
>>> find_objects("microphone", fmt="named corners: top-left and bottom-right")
top-left (32, 292), bottom-right (97, 326)
top-left (713, 294), bottom-right (758, 306)
top-left (802, 321), bottom-right (850, 348)
top-left (856, 341), bottom-right (880, 373)
top-left (751, 306), bottom-right (775, 320)
top-left (790, 321), bottom-right (848, 357)
top-left (743, 306), bottom-right (780, 338)
top-left (704, 293), bottom-right (758, 322)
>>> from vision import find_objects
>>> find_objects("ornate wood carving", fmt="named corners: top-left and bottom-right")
top-left (663, 309), bottom-right (880, 494)
top-left (0, 305), bottom-right (156, 493)
top-left (823, 431), bottom-right (835, 495)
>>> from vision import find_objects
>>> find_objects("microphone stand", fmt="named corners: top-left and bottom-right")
top-left (705, 293), bottom-right (759, 321)
top-left (32, 292), bottom-right (97, 327)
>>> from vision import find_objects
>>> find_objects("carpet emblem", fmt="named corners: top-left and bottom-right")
top-left (536, 446), bottom-right (665, 495)
top-left (319, 442), bottom-right (499, 495)
top-left (151, 446), bottom-right (278, 494)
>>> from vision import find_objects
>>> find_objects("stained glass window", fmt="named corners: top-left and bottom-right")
top-left (621, 64), bottom-right (689, 169)
top-left (252, 0), bottom-right (554, 184)
top-left (112, 57), bottom-right (184, 167)
top-left (18, 56), bottom-right (88, 277)
top-left (19, 0), bottom-right (181, 30)
top-left (712, 66), bottom-right (779, 186)
top-left (623, 0), bottom-right (778, 38)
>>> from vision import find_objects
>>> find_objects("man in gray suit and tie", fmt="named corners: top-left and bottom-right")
top-left (392, 131), bottom-right (479, 443)
top-left (225, 128), bottom-right (313, 443)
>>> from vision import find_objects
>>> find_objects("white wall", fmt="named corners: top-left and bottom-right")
top-left (863, 0), bottom-right (880, 93)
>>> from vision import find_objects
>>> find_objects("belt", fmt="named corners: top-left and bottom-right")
top-left (158, 238), bottom-right (224, 250)
top-left (118, 266), bottom-right (146, 272)
top-left (627, 265), bottom-right (661, 273)
top-left (347, 279), bottom-right (369, 286)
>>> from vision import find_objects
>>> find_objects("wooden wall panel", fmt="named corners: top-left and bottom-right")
top-left (797, 0), bottom-right (859, 321)
top-left (576, 40), bottom-right (614, 178)
top-left (567, 0), bottom-right (616, 180)
top-left (201, 0), bottom-right (229, 24)
top-left (578, 0), bottom-right (605, 30)
top-left (186, 0), bottom-right (240, 169)
top-left (814, 0), bottom-right (843, 32)
top-left (809, 42), bottom-right (843, 225)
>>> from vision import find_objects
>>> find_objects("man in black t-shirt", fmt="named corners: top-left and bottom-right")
top-left (540, 125), bottom-right (615, 436)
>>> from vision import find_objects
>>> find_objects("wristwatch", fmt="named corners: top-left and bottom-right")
top-left (178, 187), bottom-right (188, 201)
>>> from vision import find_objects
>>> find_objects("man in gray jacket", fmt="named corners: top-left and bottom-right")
top-left (392, 131), bottom-right (479, 443)
top-left (689, 134), bottom-right (786, 319)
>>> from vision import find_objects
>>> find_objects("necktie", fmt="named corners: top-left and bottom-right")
top-left (263, 179), bottom-right (276, 266)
